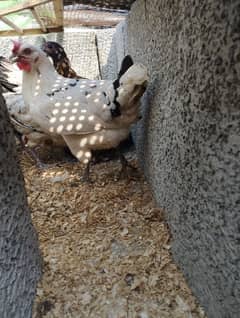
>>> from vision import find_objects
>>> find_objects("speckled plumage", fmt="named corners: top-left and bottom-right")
top-left (11, 42), bottom-right (148, 176)
top-left (42, 41), bottom-right (85, 79)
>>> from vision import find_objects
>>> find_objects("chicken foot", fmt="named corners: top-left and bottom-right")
top-left (24, 146), bottom-right (55, 169)
top-left (16, 138), bottom-right (58, 170)
top-left (80, 147), bottom-right (138, 183)
top-left (14, 129), bottom-right (78, 169)
top-left (25, 146), bottom-right (78, 169)
top-left (81, 161), bottom-right (92, 183)
top-left (14, 130), bottom-right (51, 169)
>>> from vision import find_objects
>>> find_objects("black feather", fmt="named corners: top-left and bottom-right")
top-left (117, 55), bottom-right (134, 79)
top-left (113, 79), bottom-right (119, 90)
top-left (111, 55), bottom-right (134, 118)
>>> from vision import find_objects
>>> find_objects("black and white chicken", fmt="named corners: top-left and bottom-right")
top-left (10, 41), bottom-right (148, 180)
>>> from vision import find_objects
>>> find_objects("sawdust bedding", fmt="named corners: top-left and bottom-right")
top-left (19, 147), bottom-right (206, 318)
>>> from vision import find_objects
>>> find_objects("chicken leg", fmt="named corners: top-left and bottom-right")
top-left (117, 148), bottom-right (138, 180)
top-left (81, 161), bottom-right (92, 183)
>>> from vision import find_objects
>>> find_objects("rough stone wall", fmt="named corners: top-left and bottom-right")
top-left (124, 1), bottom-right (240, 318)
top-left (0, 89), bottom-right (41, 317)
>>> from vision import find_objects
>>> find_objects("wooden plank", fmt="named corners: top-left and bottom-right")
top-left (0, 26), bottom-right (63, 37)
top-left (0, 16), bottom-right (23, 34)
top-left (53, 0), bottom-right (63, 26)
top-left (0, 0), bottom-right (51, 17)
top-left (30, 7), bottom-right (47, 32)
top-left (64, 10), bottom-right (125, 27)
top-left (63, 0), bottom-right (134, 10)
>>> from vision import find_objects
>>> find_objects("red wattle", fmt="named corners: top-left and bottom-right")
top-left (17, 61), bottom-right (31, 72)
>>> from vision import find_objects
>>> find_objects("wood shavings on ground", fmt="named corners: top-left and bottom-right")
top-left (19, 148), bottom-right (206, 318)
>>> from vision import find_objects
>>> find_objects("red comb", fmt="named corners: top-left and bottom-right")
top-left (11, 40), bottom-right (21, 53)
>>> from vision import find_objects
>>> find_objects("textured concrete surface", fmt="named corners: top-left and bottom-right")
top-left (0, 90), bottom-right (41, 317)
top-left (124, 1), bottom-right (240, 318)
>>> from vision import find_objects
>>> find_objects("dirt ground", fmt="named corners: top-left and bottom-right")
top-left (19, 147), bottom-right (206, 318)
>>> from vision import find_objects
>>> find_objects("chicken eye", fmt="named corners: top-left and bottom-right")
top-left (47, 44), bottom-right (53, 49)
top-left (22, 48), bottom-right (32, 55)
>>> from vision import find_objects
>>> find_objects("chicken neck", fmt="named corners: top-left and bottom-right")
top-left (21, 56), bottom-right (59, 105)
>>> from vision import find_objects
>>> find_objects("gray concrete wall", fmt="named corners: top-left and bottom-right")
top-left (121, 1), bottom-right (240, 318)
top-left (0, 89), bottom-right (41, 318)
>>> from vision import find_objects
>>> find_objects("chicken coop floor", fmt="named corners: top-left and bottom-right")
top-left (19, 147), bottom-right (205, 318)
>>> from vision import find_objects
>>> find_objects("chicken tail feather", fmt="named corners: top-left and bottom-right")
top-left (111, 55), bottom-right (138, 118)
top-left (111, 60), bottom-right (148, 120)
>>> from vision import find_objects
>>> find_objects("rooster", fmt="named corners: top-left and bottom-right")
top-left (10, 41), bottom-right (148, 180)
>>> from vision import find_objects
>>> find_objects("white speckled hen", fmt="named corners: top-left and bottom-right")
top-left (10, 41), bottom-right (148, 180)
